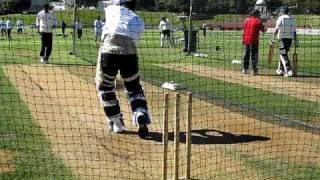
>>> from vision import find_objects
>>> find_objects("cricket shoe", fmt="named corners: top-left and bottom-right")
top-left (242, 69), bottom-right (248, 74)
top-left (40, 56), bottom-right (45, 63)
top-left (133, 111), bottom-right (151, 139)
top-left (276, 69), bottom-right (284, 76)
top-left (108, 114), bottom-right (125, 133)
top-left (284, 70), bottom-right (293, 77)
top-left (252, 71), bottom-right (258, 76)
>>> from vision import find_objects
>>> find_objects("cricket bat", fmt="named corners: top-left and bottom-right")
top-left (292, 42), bottom-right (298, 77)
top-left (267, 42), bottom-right (275, 65)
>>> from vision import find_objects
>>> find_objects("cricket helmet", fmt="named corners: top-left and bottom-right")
top-left (280, 5), bottom-right (289, 14)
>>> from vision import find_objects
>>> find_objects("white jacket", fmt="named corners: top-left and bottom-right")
top-left (36, 10), bottom-right (57, 33)
top-left (101, 5), bottom-right (144, 41)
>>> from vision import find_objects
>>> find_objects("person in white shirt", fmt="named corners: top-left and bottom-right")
top-left (36, 4), bottom-right (57, 64)
top-left (159, 17), bottom-right (173, 48)
top-left (274, 6), bottom-right (297, 77)
top-left (6, 19), bottom-right (13, 40)
top-left (75, 19), bottom-right (83, 39)
top-left (0, 18), bottom-right (7, 37)
top-left (16, 19), bottom-right (24, 35)
top-left (96, 0), bottom-right (150, 138)
top-left (94, 16), bottom-right (103, 42)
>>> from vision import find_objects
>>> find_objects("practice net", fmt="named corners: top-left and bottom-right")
top-left (0, 0), bottom-right (319, 179)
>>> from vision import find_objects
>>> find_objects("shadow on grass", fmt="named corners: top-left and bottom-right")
top-left (123, 129), bottom-right (270, 144)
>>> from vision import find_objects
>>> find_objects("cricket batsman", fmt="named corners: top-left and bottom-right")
top-left (273, 6), bottom-right (297, 77)
top-left (96, 0), bottom-right (151, 138)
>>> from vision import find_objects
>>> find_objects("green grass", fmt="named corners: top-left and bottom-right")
top-left (0, 67), bottom-right (75, 179)
top-left (140, 63), bottom-right (320, 122)
top-left (225, 148), bottom-right (320, 179)
top-left (139, 30), bottom-right (320, 76)
top-left (0, 28), bottom-right (93, 65)
top-left (0, 21), bottom-right (318, 122)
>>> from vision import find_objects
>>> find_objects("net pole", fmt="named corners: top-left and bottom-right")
top-left (72, 0), bottom-right (77, 55)
top-left (162, 93), bottom-right (169, 180)
top-left (187, 0), bottom-right (193, 55)
top-left (174, 93), bottom-right (181, 180)
top-left (186, 92), bottom-right (192, 179)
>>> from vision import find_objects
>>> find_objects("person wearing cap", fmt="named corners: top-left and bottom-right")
top-left (242, 9), bottom-right (266, 75)
top-left (36, 3), bottom-right (57, 64)
top-left (159, 16), bottom-right (173, 48)
top-left (96, 0), bottom-right (151, 138)
top-left (274, 6), bottom-right (297, 77)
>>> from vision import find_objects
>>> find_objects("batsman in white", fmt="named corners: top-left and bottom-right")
top-left (274, 6), bottom-right (297, 77)
top-left (96, 0), bottom-right (151, 138)
top-left (159, 16), bottom-right (173, 48)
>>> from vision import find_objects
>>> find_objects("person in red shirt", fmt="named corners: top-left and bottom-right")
top-left (242, 9), bottom-right (266, 75)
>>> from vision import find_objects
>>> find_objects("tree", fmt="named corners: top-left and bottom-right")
top-left (0, 0), bottom-right (31, 13)
top-left (77, 0), bottom-right (99, 7)
top-left (136, 0), bottom-right (156, 10)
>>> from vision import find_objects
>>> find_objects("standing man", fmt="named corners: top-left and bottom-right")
top-left (159, 17), bottom-right (173, 48)
top-left (274, 6), bottom-right (297, 77)
top-left (96, 0), bottom-right (151, 138)
top-left (94, 16), bottom-right (103, 42)
top-left (242, 9), bottom-right (266, 75)
top-left (201, 23), bottom-right (207, 37)
top-left (6, 19), bottom-right (13, 40)
top-left (16, 19), bottom-right (24, 35)
top-left (75, 19), bottom-right (83, 39)
top-left (61, 19), bottom-right (67, 37)
top-left (0, 18), bottom-right (7, 37)
top-left (36, 3), bottom-right (57, 64)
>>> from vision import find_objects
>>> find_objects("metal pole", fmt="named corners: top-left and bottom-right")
top-left (187, 0), bottom-right (193, 55)
top-left (72, 0), bottom-right (77, 55)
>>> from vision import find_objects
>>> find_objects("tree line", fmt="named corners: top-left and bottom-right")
top-left (1, 0), bottom-right (320, 15)
top-left (136, 0), bottom-right (320, 14)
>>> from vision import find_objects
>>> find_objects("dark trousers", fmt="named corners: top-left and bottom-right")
top-left (77, 29), bottom-right (82, 39)
top-left (62, 27), bottom-right (66, 37)
top-left (242, 43), bottom-right (259, 73)
top-left (40, 33), bottom-right (53, 60)
top-left (1, 29), bottom-right (6, 36)
top-left (96, 53), bottom-right (148, 118)
top-left (17, 28), bottom-right (23, 35)
top-left (278, 39), bottom-right (292, 73)
top-left (7, 29), bottom-right (11, 39)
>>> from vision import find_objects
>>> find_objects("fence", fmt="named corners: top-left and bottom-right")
top-left (0, 0), bottom-right (319, 179)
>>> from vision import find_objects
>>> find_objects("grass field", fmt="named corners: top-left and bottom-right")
top-left (0, 12), bottom-right (320, 179)
top-left (0, 67), bottom-right (74, 179)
